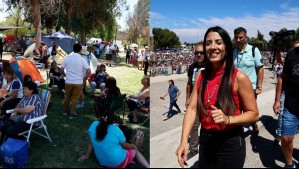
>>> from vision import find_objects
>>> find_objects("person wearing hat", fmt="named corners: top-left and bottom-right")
top-left (51, 41), bottom-right (57, 62)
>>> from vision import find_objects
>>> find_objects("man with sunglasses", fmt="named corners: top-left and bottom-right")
top-left (185, 43), bottom-right (205, 160)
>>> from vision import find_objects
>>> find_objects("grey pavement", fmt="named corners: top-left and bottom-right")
top-left (150, 68), bottom-right (299, 168)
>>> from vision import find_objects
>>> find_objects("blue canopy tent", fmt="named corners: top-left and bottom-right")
top-left (43, 30), bottom-right (76, 54)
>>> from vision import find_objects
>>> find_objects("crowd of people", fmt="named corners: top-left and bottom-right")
top-left (0, 41), bottom-right (150, 168)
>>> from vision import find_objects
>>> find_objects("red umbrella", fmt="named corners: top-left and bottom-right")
top-left (4, 35), bottom-right (16, 41)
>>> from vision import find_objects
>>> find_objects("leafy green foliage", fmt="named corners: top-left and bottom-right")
top-left (152, 28), bottom-right (181, 49)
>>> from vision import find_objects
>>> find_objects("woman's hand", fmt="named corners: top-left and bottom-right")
top-left (77, 154), bottom-right (88, 161)
top-left (0, 87), bottom-right (8, 99)
top-left (210, 105), bottom-right (229, 125)
top-left (176, 143), bottom-right (189, 168)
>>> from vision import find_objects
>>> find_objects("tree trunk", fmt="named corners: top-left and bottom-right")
top-left (80, 29), bottom-right (86, 45)
top-left (64, 0), bottom-right (74, 35)
top-left (30, 0), bottom-right (41, 50)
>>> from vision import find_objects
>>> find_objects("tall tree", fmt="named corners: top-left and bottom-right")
top-left (152, 28), bottom-right (180, 49)
top-left (126, 0), bottom-right (149, 45)
top-left (29, 0), bottom-right (41, 49)
top-left (257, 30), bottom-right (265, 42)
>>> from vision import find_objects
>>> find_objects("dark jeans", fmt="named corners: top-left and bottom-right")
top-left (49, 78), bottom-right (65, 90)
top-left (144, 62), bottom-right (149, 75)
top-left (126, 55), bottom-right (130, 63)
top-left (198, 127), bottom-right (246, 168)
top-left (0, 98), bottom-right (22, 118)
top-left (168, 100), bottom-right (181, 117)
top-left (40, 55), bottom-right (50, 69)
top-left (127, 99), bottom-right (138, 111)
top-left (0, 120), bottom-right (31, 142)
top-left (189, 114), bottom-right (199, 153)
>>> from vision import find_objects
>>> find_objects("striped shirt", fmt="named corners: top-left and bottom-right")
top-left (17, 94), bottom-right (43, 126)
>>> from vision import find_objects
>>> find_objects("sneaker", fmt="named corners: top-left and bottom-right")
top-left (76, 102), bottom-right (84, 109)
top-left (61, 110), bottom-right (68, 116)
top-left (284, 161), bottom-right (296, 168)
top-left (163, 117), bottom-right (170, 121)
top-left (69, 114), bottom-right (78, 119)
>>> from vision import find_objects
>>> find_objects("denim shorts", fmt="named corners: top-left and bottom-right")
top-left (281, 108), bottom-right (299, 136)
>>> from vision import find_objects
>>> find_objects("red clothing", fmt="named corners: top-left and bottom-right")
top-left (197, 67), bottom-right (241, 131)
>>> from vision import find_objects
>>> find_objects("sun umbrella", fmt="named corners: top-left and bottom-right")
top-left (9, 57), bottom-right (44, 83)
top-left (0, 34), bottom-right (5, 38)
top-left (24, 43), bottom-right (36, 58)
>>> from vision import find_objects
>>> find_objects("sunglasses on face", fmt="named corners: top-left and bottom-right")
top-left (194, 51), bottom-right (204, 56)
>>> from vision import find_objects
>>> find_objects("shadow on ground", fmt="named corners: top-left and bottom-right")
top-left (249, 115), bottom-right (299, 168)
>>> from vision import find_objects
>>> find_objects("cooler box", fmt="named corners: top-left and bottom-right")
top-left (1, 138), bottom-right (29, 168)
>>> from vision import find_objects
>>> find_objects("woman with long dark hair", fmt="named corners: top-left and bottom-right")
top-left (176, 26), bottom-right (259, 168)
top-left (94, 77), bottom-right (121, 117)
top-left (78, 112), bottom-right (149, 168)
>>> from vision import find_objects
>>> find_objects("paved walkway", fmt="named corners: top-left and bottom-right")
top-left (150, 69), bottom-right (299, 168)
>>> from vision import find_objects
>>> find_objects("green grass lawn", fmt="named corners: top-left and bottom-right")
top-left (24, 56), bottom-right (149, 167)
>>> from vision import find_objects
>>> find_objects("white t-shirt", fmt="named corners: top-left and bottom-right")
top-left (61, 52), bottom-right (90, 84)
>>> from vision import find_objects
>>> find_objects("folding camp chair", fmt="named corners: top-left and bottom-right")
top-left (138, 107), bottom-right (150, 126)
top-left (46, 70), bottom-right (59, 93)
top-left (7, 89), bottom-right (52, 143)
top-left (106, 94), bottom-right (127, 119)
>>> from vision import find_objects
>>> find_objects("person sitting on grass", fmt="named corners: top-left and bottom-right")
top-left (126, 76), bottom-right (150, 124)
top-left (94, 77), bottom-right (120, 117)
top-left (77, 111), bottom-right (150, 168)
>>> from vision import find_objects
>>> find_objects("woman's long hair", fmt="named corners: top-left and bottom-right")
top-left (96, 111), bottom-right (114, 140)
top-left (105, 77), bottom-right (120, 97)
top-left (198, 26), bottom-right (236, 116)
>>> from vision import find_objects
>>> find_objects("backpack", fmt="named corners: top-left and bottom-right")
top-left (233, 46), bottom-right (256, 58)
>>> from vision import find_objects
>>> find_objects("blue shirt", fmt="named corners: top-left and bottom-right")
top-left (88, 121), bottom-right (126, 167)
top-left (168, 85), bottom-right (179, 101)
top-left (233, 44), bottom-right (263, 89)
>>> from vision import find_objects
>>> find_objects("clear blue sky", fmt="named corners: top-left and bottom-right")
top-left (151, 0), bottom-right (299, 43)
